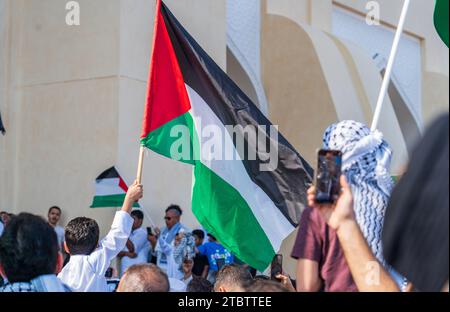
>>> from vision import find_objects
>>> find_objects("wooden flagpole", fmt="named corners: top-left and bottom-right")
top-left (136, 146), bottom-right (145, 184)
top-left (371, 0), bottom-right (411, 132)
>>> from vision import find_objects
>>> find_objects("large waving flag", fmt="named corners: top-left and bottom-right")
top-left (141, 0), bottom-right (313, 270)
top-left (90, 167), bottom-right (139, 208)
top-left (434, 0), bottom-right (449, 47)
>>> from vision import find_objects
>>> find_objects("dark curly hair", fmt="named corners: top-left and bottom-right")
top-left (0, 213), bottom-right (58, 283)
top-left (65, 217), bottom-right (99, 255)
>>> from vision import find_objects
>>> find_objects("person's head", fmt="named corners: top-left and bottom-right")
top-left (130, 210), bottom-right (144, 231)
top-left (117, 264), bottom-right (170, 292)
top-left (214, 264), bottom-right (253, 292)
top-left (207, 233), bottom-right (217, 242)
top-left (47, 206), bottom-right (62, 226)
top-left (0, 213), bottom-right (63, 283)
top-left (192, 229), bottom-right (205, 246)
top-left (64, 217), bottom-right (99, 255)
top-left (245, 279), bottom-right (290, 292)
top-left (164, 205), bottom-right (182, 229)
top-left (182, 257), bottom-right (194, 275)
top-left (0, 211), bottom-right (11, 226)
top-left (383, 114), bottom-right (449, 292)
top-left (186, 277), bottom-right (213, 292)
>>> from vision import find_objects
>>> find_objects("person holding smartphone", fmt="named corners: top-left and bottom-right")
top-left (292, 121), bottom-right (406, 292)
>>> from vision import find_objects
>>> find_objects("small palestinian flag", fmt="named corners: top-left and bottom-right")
top-left (90, 167), bottom-right (139, 208)
top-left (140, 1), bottom-right (312, 270)
top-left (434, 0), bottom-right (449, 47)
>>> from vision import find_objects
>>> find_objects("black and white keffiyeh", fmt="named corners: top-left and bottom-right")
top-left (323, 120), bottom-right (407, 290)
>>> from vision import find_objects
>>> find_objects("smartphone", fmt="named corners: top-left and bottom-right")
top-left (270, 254), bottom-right (283, 280)
top-left (146, 227), bottom-right (153, 236)
top-left (315, 149), bottom-right (343, 204)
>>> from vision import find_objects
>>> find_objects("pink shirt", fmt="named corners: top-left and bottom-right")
top-left (291, 207), bottom-right (358, 292)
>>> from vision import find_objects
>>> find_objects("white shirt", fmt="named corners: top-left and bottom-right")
top-left (54, 225), bottom-right (65, 250)
top-left (58, 211), bottom-right (133, 292)
top-left (120, 227), bottom-right (150, 275)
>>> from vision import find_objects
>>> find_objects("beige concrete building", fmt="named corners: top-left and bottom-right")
top-left (0, 0), bottom-right (448, 276)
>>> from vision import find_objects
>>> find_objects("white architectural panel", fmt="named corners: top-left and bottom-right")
top-left (332, 7), bottom-right (423, 127)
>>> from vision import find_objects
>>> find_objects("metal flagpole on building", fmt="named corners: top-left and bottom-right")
top-left (371, 0), bottom-right (411, 131)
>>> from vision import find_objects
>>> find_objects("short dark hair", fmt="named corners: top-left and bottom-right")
top-left (245, 279), bottom-right (290, 292)
top-left (214, 264), bottom-right (253, 292)
top-left (165, 204), bottom-right (182, 216)
top-left (65, 217), bottom-right (99, 255)
top-left (0, 213), bottom-right (58, 283)
top-left (131, 210), bottom-right (144, 220)
top-left (192, 229), bottom-right (205, 240)
top-left (48, 206), bottom-right (61, 214)
top-left (186, 277), bottom-right (213, 292)
top-left (118, 264), bottom-right (169, 292)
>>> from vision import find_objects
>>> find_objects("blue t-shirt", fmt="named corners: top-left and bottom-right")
top-left (197, 242), bottom-right (234, 272)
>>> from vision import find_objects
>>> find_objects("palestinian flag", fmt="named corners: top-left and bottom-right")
top-left (434, 0), bottom-right (449, 47)
top-left (140, 0), bottom-right (313, 270)
top-left (90, 167), bottom-right (139, 208)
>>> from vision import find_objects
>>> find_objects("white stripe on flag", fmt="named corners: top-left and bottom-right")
top-left (94, 178), bottom-right (126, 196)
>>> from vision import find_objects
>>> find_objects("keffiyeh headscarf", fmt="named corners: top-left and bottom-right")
top-left (323, 120), bottom-right (407, 290)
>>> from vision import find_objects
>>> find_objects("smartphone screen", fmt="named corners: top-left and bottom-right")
top-left (146, 227), bottom-right (153, 236)
top-left (270, 254), bottom-right (283, 280)
top-left (315, 149), bottom-right (343, 204)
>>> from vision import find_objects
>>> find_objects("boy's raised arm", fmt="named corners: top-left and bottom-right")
top-left (89, 181), bottom-right (144, 274)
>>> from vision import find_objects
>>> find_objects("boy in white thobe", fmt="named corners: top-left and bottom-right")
top-left (58, 182), bottom-right (143, 292)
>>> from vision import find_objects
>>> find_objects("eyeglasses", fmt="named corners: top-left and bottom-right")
top-left (164, 217), bottom-right (172, 221)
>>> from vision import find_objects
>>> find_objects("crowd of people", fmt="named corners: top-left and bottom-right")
top-left (0, 115), bottom-right (448, 292)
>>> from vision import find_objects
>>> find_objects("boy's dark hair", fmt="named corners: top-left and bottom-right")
top-left (131, 210), bottom-right (144, 220)
top-left (186, 277), bottom-right (213, 292)
top-left (192, 229), bottom-right (205, 240)
top-left (48, 206), bottom-right (61, 214)
top-left (0, 213), bottom-right (58, 283)
top-left (214, 264), bottom-right (253, 292)
top-left (65, 217), bottom-right (100, 255)
top-left (165, 204), bottom-right (182, 216)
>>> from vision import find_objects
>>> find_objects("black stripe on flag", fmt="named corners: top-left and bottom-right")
top-left (161, 3), bottom-right (314, 226)
top-left (96, 166), bottom-right (120, 181)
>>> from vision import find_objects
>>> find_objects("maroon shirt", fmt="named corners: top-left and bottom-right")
top-left (291, 207), bottom-right (358, 292)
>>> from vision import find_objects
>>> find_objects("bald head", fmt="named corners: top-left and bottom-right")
top-left (117, 264), bottom-right (169, 292)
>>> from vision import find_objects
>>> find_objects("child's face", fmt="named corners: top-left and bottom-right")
top-left (194, 235), bottom-right (203, 246)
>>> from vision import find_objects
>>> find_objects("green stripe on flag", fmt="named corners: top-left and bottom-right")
top-left (90, 194), bottom-right (140, 208)
top-left (434, 0), bottom-right (449, 47)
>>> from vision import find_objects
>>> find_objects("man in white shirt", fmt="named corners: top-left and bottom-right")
top-left (47, 206), bottom-right (65, 251)
top-left (155, 205), bottom-right (190, 272)
top-left (58, 181), bottom-right (143, 292)
top-left (118, 210), bottom-right (150, 276)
